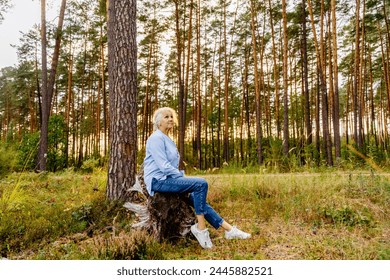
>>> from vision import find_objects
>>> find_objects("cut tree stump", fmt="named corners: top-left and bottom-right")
top-left (124, 165), bottom-right (196, 242)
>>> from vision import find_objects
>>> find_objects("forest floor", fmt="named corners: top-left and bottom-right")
top-left (1, 169), bottom-right (389, 260)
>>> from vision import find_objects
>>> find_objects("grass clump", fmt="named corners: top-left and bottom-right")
top-left (0, 170), bottom-right (159, 260)
top-left (85, 230), bottom-right (162, 260)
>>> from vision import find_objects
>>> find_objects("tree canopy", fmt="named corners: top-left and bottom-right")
top-left (0, 0), bottom-right (390, 172)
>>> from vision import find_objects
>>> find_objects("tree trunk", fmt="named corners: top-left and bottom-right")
top-left (47, 0), bottom-right (66, 113)
top-left (302, 0), bottom-right (312, 146)
top-left (196, 0), bottom-right (201, 169)
top-left (99, 15), bottom-right (107, 157)
top-left (268, 0), bottom-right (281, 139)
top-left (307, 0), bottom-right (333, 166)
top-left (250, 0), bottom-right (263, 165)
top-left (244, 44), bottom-right (252, 164)
top-left (174, 0), bottom-right (186, 170)
top-left (65, 55), bottom-right (73, 166)
top-left (37, 0), bottom-right (66, 171)
top-left (378, 19), bottom-right (390, 116)
top-left (331, 0), bottom-right (341, 159)
top-left (223, 1), bottom-right (229, 164)
top-left (142, 40), bottom-right (153, 148)
top-left (37, 0), bottom-right (48, 172)
top-left (106, 0), bottom-right (138, 201)
top-left (282, 0), bottom-right (289, 156)
top-left (383, 2), bottom-right (390, 118)
top-left (353, 0), bottom-right (361, 148)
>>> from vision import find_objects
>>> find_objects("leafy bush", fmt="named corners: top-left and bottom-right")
top-left (18, 115), bottom-right (67, 172)
top-left (18, 132), bottom-right (40, 171)
top-left (0, 143), bottom-right (18, 176)
top-left (319, 206), bottom-right (374, 227)
top-left (47, 115), bottom-right (67, 172)
top-left (80, 158), bottom-right (100, 173)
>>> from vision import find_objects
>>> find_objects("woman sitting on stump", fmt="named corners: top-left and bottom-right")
top-left (143, 107), bottom-right (251, 249)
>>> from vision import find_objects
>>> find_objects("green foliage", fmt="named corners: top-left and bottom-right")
top-left (79, 158), bottom-right (100, 173)
top-left (0, 182), bottom-right (28, 215)
top-left (47, 115), bottom-right (67, 172)
top-left (378, 248), bottom-right (390, 260)
top-left (18, 132), bottom-right (40, 171)
top-left (319, 206), bottom-right (374, 227)
top-left (0, 143), bottom-right (18, 176)
top-left (18, 115), bottom-right (68, 172)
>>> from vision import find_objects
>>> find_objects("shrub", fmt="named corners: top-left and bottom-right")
top-left (80, 158), bottom-right (100, 173)
top-left (47, 115), bottom-right (67, 172)
top-left (0, 143), bottom-right (19, 176)
top-left (17, 115), bottom-right (67, 172)
top-left (319, 206), bottom-right (374, 227)
top-left (18, 132), bottom-right (40, 171)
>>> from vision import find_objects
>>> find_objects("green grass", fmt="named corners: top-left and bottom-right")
top-left (0, 169), bottom-right (389, 260)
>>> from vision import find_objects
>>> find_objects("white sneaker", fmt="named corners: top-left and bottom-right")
top-left (191, 224), bottom-right (213, 249)
top-left (225, 226), bottom-right (251, 239)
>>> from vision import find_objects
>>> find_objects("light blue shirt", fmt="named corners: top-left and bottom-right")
top-left (143, 129), bottom-right (184, 196)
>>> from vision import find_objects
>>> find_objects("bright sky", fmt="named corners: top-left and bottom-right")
top-left (0, 0), bottom-right (56, 69)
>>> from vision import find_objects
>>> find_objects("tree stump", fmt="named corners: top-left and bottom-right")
top-left (124, 165), bottom-right (196, 242)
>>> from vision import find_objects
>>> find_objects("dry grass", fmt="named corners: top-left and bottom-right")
top-left (159, 172), bottom-right (390, 260)
top-left (1, 170), bottom-right (389, 260)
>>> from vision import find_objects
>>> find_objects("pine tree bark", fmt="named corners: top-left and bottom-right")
top-left (37, 0), bottom-right (48, 172)
top-left (37, 0), bottom-right (67, 171)
top-left (223, 1), bottom-right (229, 164)
top-left (307, 0), bottom-right (333, 166)
top-left (106, 0), bottom-right (138, 201)
top-left (250, 0), bottom-right (263, 165)
top-left (99, 15), bottom-right (107, 156)
top-left (282, 0), bottom-right (289, 156)
top-left (196, 0), bottom-right (202, 169)
top-left (378, 6), bottom-right (390, 116)
top-left (47, 0), bottom-right (66, 112)
top-left (174, 0), bottom-right (186, 170)
top-left (331, 0), bottom-right (341, 159)
top-left (353, 0), bottom-right (361, 148)
top-left (301, 0), bottom-right (312, 146)
top-left (267, 0), bottom-right (281, 139)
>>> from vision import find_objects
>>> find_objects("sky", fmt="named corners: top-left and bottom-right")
top-left (0, 0), bottom-right (57, 69)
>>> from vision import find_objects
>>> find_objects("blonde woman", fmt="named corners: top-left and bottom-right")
top-left (143, 107), bottom-right (250, 249)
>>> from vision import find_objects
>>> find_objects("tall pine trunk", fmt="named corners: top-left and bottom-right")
top-left (268, 0), bottom-right (281, 139)
top-left (307, 0), bottom-right (333, 166)
top-left (250, 0), bottom-right (263, 165)
top-left (331, 0), bottom-right (341, 159)
top-left (106, 0), bottom-right (138, 201)
top-left (282, 0), bottom-right (289, 156)
top-left (37, 0), bottom-right (48, 172)
top-left (301, 0), bottom-right (312, 146)
top-left (174, 0), bottom-right (186, 170)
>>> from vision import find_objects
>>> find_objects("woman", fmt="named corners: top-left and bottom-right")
top-left (144, 107), bottom-right (250, 249)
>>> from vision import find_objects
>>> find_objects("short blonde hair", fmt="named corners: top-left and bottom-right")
top-left (152, 107), bottom-right (178, 131)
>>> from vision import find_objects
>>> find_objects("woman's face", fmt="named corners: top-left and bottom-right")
top-left (159, 110), bottom-right (175, 133)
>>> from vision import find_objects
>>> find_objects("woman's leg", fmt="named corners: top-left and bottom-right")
top-left (152, 176), bottom-right (215, 248)
top-left (152, 176), bottom-right (209, 228)
top-left (189, 193), bottom-right (224, 230)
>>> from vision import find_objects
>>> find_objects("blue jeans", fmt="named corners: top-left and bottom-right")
top-left (151, 176), bottom-right (224, 229)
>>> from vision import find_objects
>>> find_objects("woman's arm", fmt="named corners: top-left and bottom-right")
top-left (147, 134), bottom-right (183, 178)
